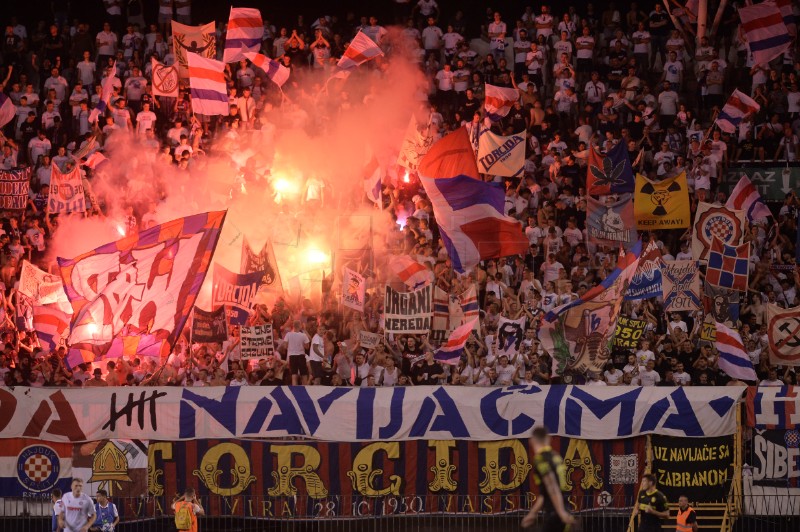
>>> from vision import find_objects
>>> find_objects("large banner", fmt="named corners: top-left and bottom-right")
top-left (477, 131), bottom-right (525, 177)
top-left (397, 113), bottom-right (435, 170)
top-left (212, 264), bottom-right (265, 325)
top-left (625, 240), bottom-right (662, 300)
top-left (384, 285), bottom-right (432, 333)
top-left (240, 323), bottom-right (274, 359)
top-left (71, 439), bottom-right (149, 498)
top-left (662, 260), bottom-right (702, 312)
top-left (171, 21), bottom-right (216, 78)
top-left (0, 167), bottom-right (31, 210)
top-left (634, 172), bottom-right (690, 229)
top-left (192, 307), bottom-right (228, 343)
top-left (48, 165), bottom-right (86, 214)
top-left (744, 429), bottom-right (800, 515)
top-left (651, 435), bottom-right (734, 502)
top-left (746, 386), bottom-right (800, 430)
top-left (691, 202), bottom-right (745, 262)
top-left (586, 194), bottom-right (637, 246)
top-left (0, 439), bottom-right (73, 497)
top-left (766, 303), bottom-right (800, 366)
top-left (495, 316), bottom-right (526, 357)
top-left (146, 436), bottom-right (645, 516)
top-left (0, 386), bottom-right (743, 443)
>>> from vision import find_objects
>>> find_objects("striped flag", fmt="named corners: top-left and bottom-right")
top-left (82, 151), bottom-right (109, 170)
top-left (222, 7), bottom-right (264, 63)
top-left (244, 51), bottom-right (290, 87)
top-left (336, 30), bottom-right (384, 71)
top-left (33, 304), bottom-right (72, 351)
top-left (484, 83), bottom-right (519, 121)
top-left (725, 175), bottom-right (772, 221)
top-left (187, 52), bottom-right (229, 116)
top-left (0, 93), bottom-right (15, 128)
top-left (389, 255), bottom-right (433, 289)
top-left (715, 321), bottom-right (757, 381)
top-left (363, 155), bottom-right (383, 205)
top-left (88, 62), bottom-right (116, 123)
top-left (776, 0), bottom-right (797, 36)
top-left (434, 318), bottom-right (478, 365)
top-left (716, 89), bottom-right (760, 134)
top-left (738, 1), bottom-right (792, 66)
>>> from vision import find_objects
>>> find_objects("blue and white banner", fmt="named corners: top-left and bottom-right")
top-left (477, 131), bottom-right (525, 177)
top-left (0, 386), bottom-right (743, 443)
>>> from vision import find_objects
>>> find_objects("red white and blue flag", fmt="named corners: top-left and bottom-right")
top-left (738, 1), bottom-right (792, 66)
top-left (484, 83), bottom-right (519, 121)
top-left (434, 318), bottom-right (478, 365)
top-left (706, 237), bottom-right (750, 291)
top-left (88, 61), bottom-right (116, 123)
top-left (389, 255), bottom-right (433, 289)
top-left (776, 0), bottom-right (797, 36)
top-left (0, 93), bottom-right (15, 129)
top-left (362, 154), bottom-right (383, 206)
top-left (715, 321), bottom-right (757, 381)
top-left (82, 151), bottom-right (109, 170)
top-left (244, 51), bottom-right (290, 87)
top-left (716, 89), bottom-right (761, 134)
top-left (418, 128), bottom-right (529, 273)
top-left (187, 52), bottom-right (229, 116)
top-left (725, 175), bottom-right (772, 221)
top-left (222, 7), bottom-right (264, 63)
top-left (337, 30), bottom-right (384, 71)
top-left (58, 211), bottom-right (226, 368)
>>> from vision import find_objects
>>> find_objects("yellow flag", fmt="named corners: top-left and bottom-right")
top-left (634, 172), bottom-right (691, 229)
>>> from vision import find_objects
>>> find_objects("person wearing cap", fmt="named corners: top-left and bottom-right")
top-left (84, 368), bottom-right (108, 387)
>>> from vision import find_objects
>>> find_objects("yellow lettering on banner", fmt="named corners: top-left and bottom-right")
top-left (462, 496), bottom-right (475, 513)
top-left (656, 468), bottom-right (729, 487)
top-left (347, 442), bottom-right (402, 496)
top-left (482, 497), bottom-right (493, 513)
top-left (563, 439), bottom-right (602, 490)
top-left (262, 500), bottom-right (273, 517)
top-left (478, 440), bottom-right (532, 493)
top-left (281, 500), bottom-right (293, 517)
top-left (222, 497), bottom-right (240, 514)
top-left (192, 443), bottom-right (256, 496)
top-left (504, 495), bottom-right (516, 510)
top-left (147, 442), bottom-right (173, 496)
top-left (268, 445), bottom-right (329, 498)
top-left (428, 440), bottom-right (457, 492)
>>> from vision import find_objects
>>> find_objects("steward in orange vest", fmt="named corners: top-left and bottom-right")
top-left (676, 495), bottom-right (698, 532)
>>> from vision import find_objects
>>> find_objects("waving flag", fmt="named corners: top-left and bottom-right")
top-left (484, 83), bottom-right (519, 121)
top-left (0, 93), bottom-right (15, 129)
top-left (587, 141), bottom-right (635, 195)
top-left (725, 176), bottom-right (772, 221)
top-left (776, 0), bottom-right (797, 35)
top-left (18, 261), bottom-right (73, 350)
top-left (222, 7), bottom-right (263, 63)
top-left (625, 240), bottom-right (662, 300)
top-left (88, 62), bottom-right (116, 123)
top-left (716, 89), bottom-right (760, 134)
top-left (363, 154), bottom-right (383, 205)
top-left (244, 51), bottom-right (290, 87)
top-left (336, 30), bottom-right (384, 72)
top-left (187, 52), bottom-right (229, 116)
top-left (541, 242), bottom-right (641, 376)
top-left (57, 211), bottom-right (226, 367)
top-left (738, 1), bottom-right (792, 66)
top-left (418, 127), bottom-right (529, 273)
top-left (82, 152), bottom-right (109, 170)
top-left (389, 255), bottom-right (433, 289)
top-left (715, 321), bottom-right (757, 381)
top-left (435, 318), bottom-right (478, 365)
top-left (706, 237), bottom-right (750, 291)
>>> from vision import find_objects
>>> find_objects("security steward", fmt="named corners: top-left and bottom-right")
top-left (676, 495), bottom-right (698, 532)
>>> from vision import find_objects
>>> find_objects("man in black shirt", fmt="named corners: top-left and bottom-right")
top-left (412, 350), bottom-right (444, 385)
top-left (634, 473), bottom-right (670, 532)
top-left (522, 427), bottom-right (575, 531)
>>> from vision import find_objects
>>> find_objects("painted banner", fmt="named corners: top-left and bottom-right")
top-left (625, 240), bottom-right (662, 300)
top-left (706, 237), bottom-right (750, 292)
top-left (651, 435), bottom-right (734, 502)
top-left (0, 439), bottom-right (73, 497)
top-left (720, 165), bottom-right (800, 202)
top-left (18, 260), bottom-right (72, 312)
top-left (150, 57), bottom-right (179, 97)
top-left (477, 131), bottom-right (525, 177)
top-left (384, 285), bottom-right (432, 334)
top-left (662, 260), bottom-right (701, 312)
top-left (241, 237), bottom-right (282, 291)
top-left (586, 194), bottom-right (636, 246)
top-left (146, 436), bottom-right (645, 516)
top-left (746, 386), bottom-right (800, 430)
top-left (691, 202), bottom-right (745, 262)
top-left (397, 113), bottom-right (435, 170)
top-left (172, 20), bottom-right (216, 77)
top-left (240, 324), bottom-right (274, 359)
top-left (358, 330), bottom-right (382, 348)
top-left (613, 316), bottom-right (647, 348)
top-left (342, 268), bottom-right (366, 312)
top-left (700, 283), bottom-right (740, 343)
top-left (48, 164), bottom-right (86, 214)
top-left (0, 167), bottom-right (31, 210)
top-left (586, 142), bottom-right (635, 195)
top-left (0, 385), bottom-right (743, 443)
top-left (495, 316), bottom-right (526, 357)
top-left (634, 172), bottom-right (690, 229)
top-left (766, 303), bottom-right (800, 366)
top-left (744, 429), bottom-right (800, 515)
top-left (212, 264), bottom-right (265, 325)
top-left (58, 211), bottom-right (226, 367)
top-left (72, 439), bottom-right (149, 498)
top-left (192, 307), bottom-right (228, 343)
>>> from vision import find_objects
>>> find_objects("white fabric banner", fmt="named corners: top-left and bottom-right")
top-left (477, 131), bottom-right (525, 177)
top-left (240, 323), bottom-right (274, 359)
top-left (342, 268), bottom-right (366, 312)
top-left (0, 385), bottom-right (742, 442)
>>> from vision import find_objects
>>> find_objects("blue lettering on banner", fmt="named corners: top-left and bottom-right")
top-left (480, 385), bottom-right (541, 437)
top-left (409, 387), bottom-right (469, 438)
top-left (563, 387), bottom-right (642, 436)
top-left (180, 387), bottom-right (241, 438)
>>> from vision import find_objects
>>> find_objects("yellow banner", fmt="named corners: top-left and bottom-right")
top-left (634, 172), bottom-right (690, 229)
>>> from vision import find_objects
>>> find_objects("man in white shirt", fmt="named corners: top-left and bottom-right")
top-left (309, 324), bottom-right (326, 385)
top-left (284, 320), bottom-right (310, 385)
top-left (421, 17), bottom-right (443, 53)
top-left (534, 5), bottom-right (554, 41)
top-left (635, 360), bottom-right (661, 386)
top-left (96, 22), bottom-right (118, 64)
top-left (487, 12), bottom-right (507, 60)
top-left (44, 68), bottom-right (69, 103)
top-left (59, 478), bottom-right (96, 532)
top-left (135, 102), bottom-right (157, 136)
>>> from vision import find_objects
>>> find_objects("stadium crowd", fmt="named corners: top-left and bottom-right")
top-left (0, 1), bottom-right (799, 389)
